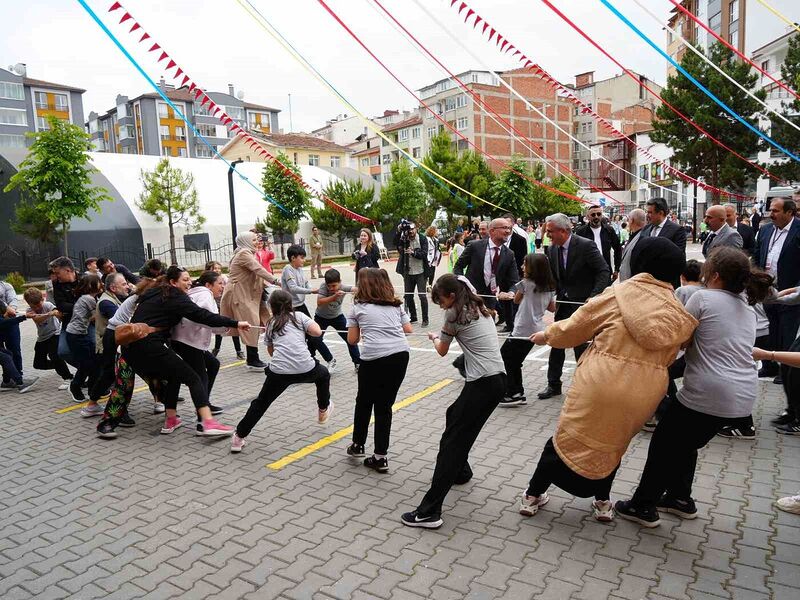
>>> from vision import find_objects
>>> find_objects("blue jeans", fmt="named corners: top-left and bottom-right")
top-left (0, 347), bottom-right (22, 384)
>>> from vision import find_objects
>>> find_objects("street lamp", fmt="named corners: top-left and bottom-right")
top-left (228, 158), bottom-right (243, 250)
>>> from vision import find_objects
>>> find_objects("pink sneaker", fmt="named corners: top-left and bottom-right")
top-left (230, 433), bottom-right (247, 453)
top-left (318, 401), bottom-right (334, 424)
top-left (160, 416), bottom-right (182, 434)
top-left (200, 418), bottom-right (234, 437)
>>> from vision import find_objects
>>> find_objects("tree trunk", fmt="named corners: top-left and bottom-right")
top-left (62, 219), bottom-right (69, 256)
top-left (169, 221), bottom-right (177, 266)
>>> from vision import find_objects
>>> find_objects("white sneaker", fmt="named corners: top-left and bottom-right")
top-left (592, 499), bottom-right (614, 522)
top-left (326, 358), bottom-right (337, 374)
top-left (318, 401), bottom-right (334, 424)
top-left (230, 434), bottom-right (247, 453)
top-left (80, 403), bottom-right (104, 418)
top-left (58, 381), bottom-right (70, 391)
top-left (153, 402), bottom-right (166, 414)
top-left (519, 492), bottom-right (549, 516)
top-left (776, 493), bottom-right (800, 515)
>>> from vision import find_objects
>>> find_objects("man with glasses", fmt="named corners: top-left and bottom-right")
top-left (575, 205), bottom-right (622, 280)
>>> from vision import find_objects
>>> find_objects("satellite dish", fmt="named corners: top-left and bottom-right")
top-left (237, 90), bottom-right (245, 100)
top-left (10, 63), bottom-right (27, 76)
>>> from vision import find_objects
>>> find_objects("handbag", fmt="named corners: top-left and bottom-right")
top-left (114, 322), bottom-right (163, 346)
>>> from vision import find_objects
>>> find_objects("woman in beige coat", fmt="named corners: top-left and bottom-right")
top-left (220, 231), bottom-right (275, 370)
top-left (518, 237), bottom-right (698, 522)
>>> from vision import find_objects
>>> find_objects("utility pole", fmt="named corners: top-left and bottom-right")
top-left (228, 158), bottom-right (244, 250)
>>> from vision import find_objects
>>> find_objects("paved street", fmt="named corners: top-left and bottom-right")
top-left (1, 249), bottom-right (798, 600)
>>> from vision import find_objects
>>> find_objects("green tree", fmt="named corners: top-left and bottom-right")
top-left (373, 160), bottom-right (429, 228)
top-left (11, 201), bottom-right (63, 245)
top-left (3, 116), bottom-right (111, 254)
top-left (262, 152), bottom-right (310, 247)
top-left (137, 158), bottom-right (205, 265)
top-left (769, 33), bottom-right (800, 182)
top-left (650, 43), bottom-right (766, 203)
top-left (529, 165), bottom-right (584, 218)
top-left (489, 155), bottom-right (535, 219)
top-left (308, 179), bottom-right (375, 253)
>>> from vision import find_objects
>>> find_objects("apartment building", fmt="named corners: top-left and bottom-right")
top-left (0, 64), bottom-right (86, 149)
top-left (378, 112), bottom-right (425, 182)
top-left (417, 69), bottom-right (572, 179)
top-left (87, 82), bottom-right (279, 159)
top-left (666, 0), bottom-right (746, 78)
top-left (219, 130), bottom-right (351, 168)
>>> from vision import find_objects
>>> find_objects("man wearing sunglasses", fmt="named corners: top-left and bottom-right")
top-left (575, 205), bottom-right (622, 280)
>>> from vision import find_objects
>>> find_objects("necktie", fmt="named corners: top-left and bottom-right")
top-left (491, 246), bottom-right (500, 275)
top-left (703, 232), bottom-right (716, 255)
top-left (558, 245), bottom-right (566, 275)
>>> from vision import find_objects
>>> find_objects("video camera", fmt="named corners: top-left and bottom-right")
top-left (396, 218), bottom-right (415, 249)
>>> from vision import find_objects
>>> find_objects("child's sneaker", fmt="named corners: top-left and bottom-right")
top-left (199, 418), bottom-right (234, 436)
top-left (80, 403), bottom-right (104, 418)
top-left (153, 402), bottom-right (166, 414)
top-left (18, 377), bottom-right (39, 394)
top-left (364, 455), bottom-right (389, 473)
top-left (318, 401), bottom-right (334, 424)
top-left (69, 381), bottom-right (85, 402)
top-left (327, 358), bottom-right (337, 374)
top-left (160, 416), bottom-right (182, 434)
top-left (400, 510), bottom-right (443, 529)
top-left (230, 433), bottom-right (247, 453)
top-left (592, 499), bottom-right (614, 522)
top-left (346, 443), bottom-right (366, 458)
top-left (519, 492), bottom-right (550, 516)
top-left (58, 381), bottom-right (70, 391)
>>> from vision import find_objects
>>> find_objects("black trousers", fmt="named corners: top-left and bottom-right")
top-left (352, 351), bottom-right (409, 455)
top-left (631, 400), bottom-right (728, 508)
top-left (89, 328), bottom-right (118, 401)
top-left (32, 336), bottom-right (72, 380)
top-left (295, 303), bottom-right (332, 359)
top-left (170, 340), bottom-right (220, 410)
top-left (784, 335), bottom-right (800, 418)
top-left (546, 306), bottom-right (588, 388)
top-left (762, 304), bottom-right (800, 375)
top-left (236, 361), bottom-right (330, 438)
top-left (315, 314), bottom-right (361, 364)
top-left (214, 334), bottom-right (241, 352)
top-left (500, 338), bottom-right (534, 396)
top-left (527, 438), bottom-right (618, 501)
top-left (123, 339), bottom-right (210, 412)
top-left (403, 273), bottom-right (428, 322)
top-left (417, 373), bottom-right (505, 517)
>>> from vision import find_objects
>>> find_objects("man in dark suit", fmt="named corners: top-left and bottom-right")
top-left (640, 197), bottom-right (686, 288)
top-left (574, 205), bottom-right (622, 279)
top-left (538, 213), bottom-right (611, 399)
top-left (453, 218), bottom-right (519, 311)
top-left (701, 205), bottom-right (743, 258)
top-left (753, 198), bottom-right (800, 425)
top-left (723, 203), bottom-right (755, 255)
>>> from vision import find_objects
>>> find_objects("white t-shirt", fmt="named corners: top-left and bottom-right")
top-left (346, 303), bottom-right (410, 361)
top-left (266, 312), bottom-right (316, 375)
top-left (590, 226), bottom-right (603, 254)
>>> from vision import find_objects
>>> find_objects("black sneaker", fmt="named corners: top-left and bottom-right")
top-left (346, 443), bottom-right (366, 458)
top-left (211, 347), bottom-right (220, 357)
top-left (717, 425), bottom-right (755, 440)
top-left (401, 510), bottom-right (443, 529)
top-left (421, 320), bottom-right (429, 328)
top-left (775, 420), bottom-right (800, 436)
top-left (364, 456), bottom-right (389, 473)
top-left (771, 412), bottom-right (795, 426)
top-left (499, 393), bottom-right (526, 407)
top-left (0, 381), bottom-right (17, 392)
top-left (236, 351), bottom-right (246, 361)
top-left (118, 413), bottom-right (136, 428)
top-left (656, 495), bottom-right (697, 519)
top-left (17, 377), bottom-right (39, 394)
top-left (773, 375), bottom-right (783, 385)
top-left (614, 499), bottom-right (661, 528)
top-left (642, 417), bottom-right (659, 433)
top-left (409, 317), bottom-right (418, 324)
top-left (246, 361), bottom-right (267, 372)
top-left (69, 381), bottom-right (86, 402)
top-left (96, 421), bottom-right (118, 439)
top-left (209, 404), bottom-right (224, 415)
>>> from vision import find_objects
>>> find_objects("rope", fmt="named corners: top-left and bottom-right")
top-left (755, 0), bottom-right (800, 36)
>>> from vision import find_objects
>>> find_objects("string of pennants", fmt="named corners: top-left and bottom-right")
top-left (446, 0), bottom-right (769, 201)
top-left (108, 1), bottom-right (374, 225)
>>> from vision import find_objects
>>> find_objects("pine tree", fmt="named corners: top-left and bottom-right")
top-left (373, 160), bottom-right (429, 228)
top-left (768, 33), bottom-right (800, 183)
top-left (489, 155), bottom-right (535, 218)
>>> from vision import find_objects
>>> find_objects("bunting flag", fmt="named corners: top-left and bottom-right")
top-left (444, 0), bottom-right (771, 200)
top-left (107, 0), bottom-right (373, 224)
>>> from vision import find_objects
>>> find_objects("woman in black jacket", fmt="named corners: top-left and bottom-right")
top-left (352, 228), bottom-right (380, 276)
top-left (121, 266), bottom-right (250, 437)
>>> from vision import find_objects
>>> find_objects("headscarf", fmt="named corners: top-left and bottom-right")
top-left (630, 236), bottom-right (685, 285)
top-left (235, 231), bottom-right (257, 253)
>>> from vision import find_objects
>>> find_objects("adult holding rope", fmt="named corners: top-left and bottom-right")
top-left (221, 231), bottom-right (276, 370)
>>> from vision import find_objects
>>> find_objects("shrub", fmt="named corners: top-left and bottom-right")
top-left (3, 272), bottom-right (25, 293)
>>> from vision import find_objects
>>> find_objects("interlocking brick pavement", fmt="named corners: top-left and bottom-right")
top-left (1, 252), bottom-right (799, 599)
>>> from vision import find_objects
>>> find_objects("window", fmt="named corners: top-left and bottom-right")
top-left (177, 147), bottom-right (187, 157)
top-left (197, 123), bottom-right (216, 138)
top-left (586, 122), bottom-right (593, 133)
top-left (226, 106), bottom-right (245, 122)
top-left (36, 116), bottom-right (50, 131)
top-left (382, 172), bottom-right (390, 183)
top-left (308, 154), bottom-right (320, 166)
top-left (398, 129), bottom-right (409, 141)
top-left (119, 125), bottom-right (134, 140)
top-left (573, 141), bottom-right (580, 152)
top-left (0, 134), bottom-right (25, 148)
top-left (293, 152), bottom-right (298, 164)
top-left (193, 102), bottom-right (211, 117)
top-left (116, 103), bottom-right (127, 118)
top-left (729, 0), bottom-right (738, 24)
top-left (159, 125), bottom-right (170, 140)
top-left (0, 82), bottom-right (24, 100)
top-left (411, 127), bottom-right (420, 139)
top-left (457, 117), bottom-right (468, 131)
top-left (158, 103), bottom-right (169, 118)
top-left (427, 126), bottom-right (437, 138)
top-left (382, 153), bottom-right (391, 164)
top-left (195, 144), bottom-right (213, 158)
top-left (761, 59), bottom-right (770, 72)
top-left (360, 157), bottom-right (369, 167)
top-left (709, 12), bottom-right (721, 33)
top-left (34, 91), bottom-right (48, 109)
top-left (88, 120), bottom-right (98, 134)
top-left (330, 156), bottom-right (341, 168)
top-left (370, 155), bottom-right (379, 166)
top-left (456, 94), bottom-right (468, 108)
top-left (161, 146), bottom-right (170, 156)
top-left (175, 126), bottom-right (186, 141)
top-left (445, 97), bottom-right (456, 111)
top-left (729, 30), bottom-right (738, 48)
top-left (412, 147), bottom-right (421, 158)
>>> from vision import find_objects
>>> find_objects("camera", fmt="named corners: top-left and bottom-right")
top-left (396, 218), bottom-right (415, 247)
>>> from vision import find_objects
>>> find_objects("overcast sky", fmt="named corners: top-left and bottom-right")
top-left (3, 0), bottom-right (797, 132)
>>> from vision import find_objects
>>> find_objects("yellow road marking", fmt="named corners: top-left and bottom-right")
top-left (55, 360), bottom-right (246, 414)
top-left (266, 378), bottom-right (453, 470)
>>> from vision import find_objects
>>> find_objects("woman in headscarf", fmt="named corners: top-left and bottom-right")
top-left (220, 231), bottom-right (276, 370)
top-left (517, 237), bottom-right (698, 523)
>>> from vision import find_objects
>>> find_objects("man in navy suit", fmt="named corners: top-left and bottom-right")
top-left (640, 197), bottom-right (686, 289)
top-left (754, 197), bottom-right (800, 426)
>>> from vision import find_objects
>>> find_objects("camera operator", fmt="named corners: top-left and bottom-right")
top-left (395, 221), bottom-right (429, 327)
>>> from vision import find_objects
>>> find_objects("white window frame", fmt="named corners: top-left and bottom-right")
top-left (159, 125), bottom-right (170, 140)
top-left (34, 91), bottom-right (48, 109)
top-left (398, 129), bottom-right (409, 141)
top-left (360, 157), bottom-right (369, 167)
top-left (0, 81), bottom-right (24, 101)
top-left (158, 103), bottom-right (170, 118)
top-left (330, 156), bottom-right (341, 168)
top-left (0, 133), bottom-right (25, 148)
top-left (456, 94), bottom-right (467, 108)
top-left (308, 154), bottom-right (320, 166)
top-left (0, 107), bottom-right (28, 127)
top-left (457, 117), bottom-right (468, 131)
top-left (411, 127), bottom-right (420, 139)
top-left (175, 126), bottom-right (186, 141)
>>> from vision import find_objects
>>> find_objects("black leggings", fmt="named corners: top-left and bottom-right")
top-left (500, 338), bottom-right (534, 396)
top-left (352, 351), bottom-right (409, 455)
top-left (89, 328), bottom-right (118, 401)
top-left (214, 334), bottom-right (241, 352)
top-left (169, 340), bottom-right (220, 410)
top-left (32, 336), bottom-right (72, 380)
top-left (122, 339), bottom-right (210, 412)
top-left (236, 361), bottom-right (330, 438)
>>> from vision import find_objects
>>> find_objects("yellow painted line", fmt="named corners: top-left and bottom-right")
top-left (55, 360), bottom-right (246, 414)
top-left (266, 378), bottom-right (454, 471)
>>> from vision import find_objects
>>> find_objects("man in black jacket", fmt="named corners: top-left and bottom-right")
top-left (395, 223), bottom-right (430, 326)
top-left (574, 205), bottom-right (622, 279)
top-left (723, 203), bottom-right (755, 255)
top-left (538, 213), bottom-right (611, 399)
top-left (640, 197), bottom-right (686, 288)
top-left (97, 257), bottom-right (140, 287)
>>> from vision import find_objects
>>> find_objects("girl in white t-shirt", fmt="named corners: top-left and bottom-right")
top-left (231, 290), bottom-right (332, 453)
top-left (499, 253), bottom-right (556, 406)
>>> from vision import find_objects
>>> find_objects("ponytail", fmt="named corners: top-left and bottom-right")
top-left (703, 247), bottom-right (774, 306)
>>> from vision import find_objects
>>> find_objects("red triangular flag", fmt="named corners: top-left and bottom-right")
top-left (482, 22), bottom-right (489, 34)
top-left (166, 59), bottom-right (176, 70)
top-left (109, 2), bottom-right (122, 12)
top-left (130, 22), bottom-right (140, 33)
top-left (189, 83), bottom-right (196, 93)
top-left (120, 12), bottom-right (132, 24)
top-left (181, 75), bottom-right (189, 86)
top-left (139, 32), bottom-right (150, 43)
top-left (488, 27), bottom-right (495, 40)
top-left (458, 2), bottom-right (467, 14)
top-left (158, 51), bottom-right (169, 63)
top-left (200, 96), bottom-right (209, 107)
top-left (149, 43), bottom-right (160, 53)
top-left (465, 9), bottom-right (474, 21)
